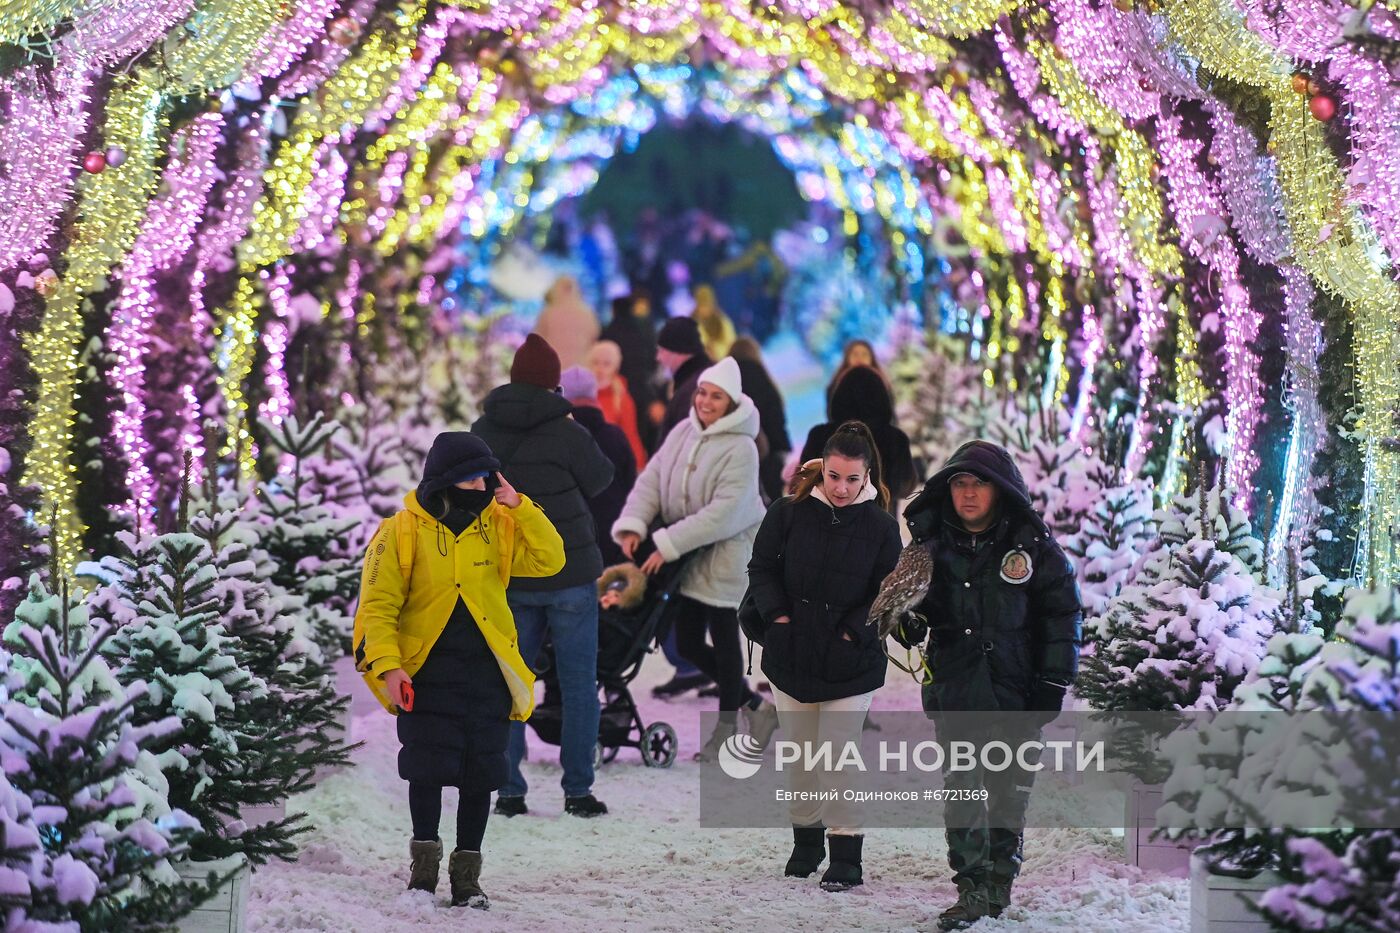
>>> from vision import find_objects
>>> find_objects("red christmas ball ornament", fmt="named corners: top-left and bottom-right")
top-left (82, 151), bottom-right (107, 173)
top-left (1309, 94), bottom-right (1337, 121)
top-left (410, 46), bottom-right (425, 62)
top-left (328, 16), bottom-right (361, 47)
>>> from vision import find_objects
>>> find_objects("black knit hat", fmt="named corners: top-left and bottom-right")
top-left (417, 432), bottom-right (501, 502)
top-left (657, 316), bottom-right (704, 356)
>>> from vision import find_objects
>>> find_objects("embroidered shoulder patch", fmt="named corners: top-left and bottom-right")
top-left (1000, 549), bottom-right (1033, 584)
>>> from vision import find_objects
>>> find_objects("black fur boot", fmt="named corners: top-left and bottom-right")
top-left (819, 833), bottom-right (863, 890)
top-left (785, 825), bottom-right (826, 877)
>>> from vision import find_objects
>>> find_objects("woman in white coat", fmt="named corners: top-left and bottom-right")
top-left (612, 356), bottom-right (778, 759)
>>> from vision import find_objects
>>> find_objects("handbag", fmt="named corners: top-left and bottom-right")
top-left (737, 589), bottom-right (768, 646)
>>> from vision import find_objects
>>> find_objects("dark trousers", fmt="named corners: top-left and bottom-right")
top-left (941, 721), bottom-right (1040, 886)
top-left (673, 596), bottom-right (747, 712)
top-left (409, 784), bottom-right (491, 851)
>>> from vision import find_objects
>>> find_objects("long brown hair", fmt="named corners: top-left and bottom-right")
top-left (791, 420), bottom-right (889, 509)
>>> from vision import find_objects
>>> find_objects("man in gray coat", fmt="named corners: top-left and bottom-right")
top-left (472, 334), bottom-right (615, 818)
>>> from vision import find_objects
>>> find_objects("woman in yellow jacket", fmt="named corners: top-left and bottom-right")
top-left (354, 432), bottom-right (564, 911)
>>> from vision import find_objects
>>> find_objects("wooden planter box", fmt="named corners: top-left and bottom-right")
top-left (1189, 853), bottom-right (1280, 932)
top-left (175, 855), bottom-right (250, 933)
top-left (1125, 781), bottom-right (1195, 877)
top-left (234, 800), bottom-right (286, 833)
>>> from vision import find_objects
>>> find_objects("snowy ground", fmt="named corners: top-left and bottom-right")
top-left (249, 653), bottom-right (1190, 932)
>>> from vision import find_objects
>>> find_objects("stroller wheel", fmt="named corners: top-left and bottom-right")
top-left (592, 741), bottom-right (604, 770)
top-left (640, 722), bottom-right (678, 769)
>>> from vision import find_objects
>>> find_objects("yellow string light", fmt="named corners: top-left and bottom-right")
top-left (1163, 0), bottom-right (1400, 585)
top-left (22, 73), bottom-right (166, 571)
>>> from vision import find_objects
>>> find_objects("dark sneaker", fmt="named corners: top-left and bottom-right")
top-left (564, 794), bottom-right (608, 817)
top-left (652, 672), bottom-right (712, 698)
top-left (697, 684), bottom-right (720, 699)
top-left (493, 795), bottom-right (527, 817)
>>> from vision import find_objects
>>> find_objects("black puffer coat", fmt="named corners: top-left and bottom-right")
top-left (395, 488), bottom-right (513, 791)
top-left (904, 440), bottom-right (1082, 714)
top-left (472, 383), bottom-right (615, 590)
top-left (570, 402), bottom-right (637, 568)
top-left (799, 366), bottom-right (917, 506)
top-left (748, 492), bottom-right (902, 702)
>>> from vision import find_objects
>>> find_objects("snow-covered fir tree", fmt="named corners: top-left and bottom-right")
top-left (254, 413), bottom-right (362, 658)
top-left (332, 396), bottom-right (411, 521)
top-left (0, 767), bottom-right (41, 923)
top-left (1155, 470), bottom-right (1265, 580)
top-left (1, 575), bottom-right (210, 929)
top-left (1062, 463), bottom-right (1157, 618)
top-left (1079, 478), bottom-right (1280, 712)
top-left (189, 503), bottom-right (354, 788)
top-left (93, 527), bottom-right (305, 864)
top-left (1252, 585), bottom-right (1400, 931)
top-left (891, 333), bottom-right (989, 471)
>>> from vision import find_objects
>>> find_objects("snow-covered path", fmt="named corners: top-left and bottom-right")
top-left (249, 654), bottom-right (1190, 932)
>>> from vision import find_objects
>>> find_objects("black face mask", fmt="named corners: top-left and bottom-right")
top-left (444, 486), bottom-right (492, 515)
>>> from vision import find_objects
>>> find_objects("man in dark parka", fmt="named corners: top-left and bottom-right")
top-left (472, 334), bottom-right (615, 818)
top-left (895, 440), bottom-right (1082, 930)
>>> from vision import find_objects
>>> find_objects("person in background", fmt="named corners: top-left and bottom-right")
top-left (728, 337), bottom-right (790, 504)
top-left (655, 316), bottom-right (713, 438)
top-left (354, 433), bottom-right (564, 910)
top-left (647, 316), bottom-right (716, 699)
top-left (471, 334), bottom-right (615, 819)
top-left (825, 339), bottom-right (893, 417)
top-left (561, 365), bottom-right (637, 569)
top-left (691, 284), bottom-right (736, 361)
top-left (799, 365), bottom-right (916, 513)
top-left (532, 275), bottom-right (600, 370)
top-left (588, 340), bottom-right (647, 471)
top-left (600, 292), bottom-right (660, 450)
top-left (746, 422), bottom-right (902, 891)
top-left (613, 357), bottom-right (778, 761)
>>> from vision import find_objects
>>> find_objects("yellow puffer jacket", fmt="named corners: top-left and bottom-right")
top-left (352, 490), bottom-right (565, 719)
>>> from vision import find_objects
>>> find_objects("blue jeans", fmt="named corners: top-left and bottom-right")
top-left (502, 583), bottom-right (600, 798)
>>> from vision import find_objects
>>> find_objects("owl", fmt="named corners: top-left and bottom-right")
top-left (869, 541), bottom-right (935, 640)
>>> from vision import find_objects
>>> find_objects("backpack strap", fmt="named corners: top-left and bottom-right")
top-left (394, 510), bottom-right (416, 583)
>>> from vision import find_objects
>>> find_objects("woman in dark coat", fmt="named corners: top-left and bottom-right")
top-left (798, 365), bottom-right (917, 511)
top-left (747, 421), bottom-right (902, 892)
top-left (729, 337), bottom-right (791, 504)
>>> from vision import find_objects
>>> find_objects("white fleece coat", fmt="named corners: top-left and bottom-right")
top-left (612, 395), bottom-right (765, 608)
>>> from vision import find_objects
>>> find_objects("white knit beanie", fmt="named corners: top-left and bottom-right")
top-left (696, 356), bottom-right (743, 402)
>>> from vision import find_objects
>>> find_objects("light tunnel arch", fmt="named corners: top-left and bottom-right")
top-left (3, 0), bottom-right (1394, 586)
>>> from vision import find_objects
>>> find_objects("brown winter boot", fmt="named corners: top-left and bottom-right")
top-left (448, 849), bottom-right (489, 910)
top-left (937, 878), bottom-right (991, 930)
top-left (407, 839), bottom-right (442, 893)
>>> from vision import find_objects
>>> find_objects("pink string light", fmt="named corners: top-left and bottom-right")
top-left (110, 113), bottom-right (223, 522)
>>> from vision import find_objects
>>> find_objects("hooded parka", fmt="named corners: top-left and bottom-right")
top-left (902, 440), bottom-right (1081, 714)
top-left (353, 434), bottom-right (565, 788)
top-left (612, 393), bottom-right (765, 609)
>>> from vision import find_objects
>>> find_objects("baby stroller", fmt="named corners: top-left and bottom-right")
top-left (526, 544), bottom-right (698, 769)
